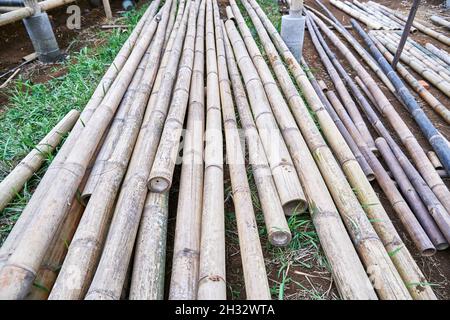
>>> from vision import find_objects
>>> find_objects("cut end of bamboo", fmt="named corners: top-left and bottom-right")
top-left (283, 199), bottom-right (308, 216)
top-left (421, 247), bottom-right (437, 257)
top-left (268, 229), bottom-right (292, 247)
top-left (148, 177), bottom-right (171, 193)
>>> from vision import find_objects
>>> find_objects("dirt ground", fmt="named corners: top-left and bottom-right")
top-left (0, 0), bottom-right (449, 300)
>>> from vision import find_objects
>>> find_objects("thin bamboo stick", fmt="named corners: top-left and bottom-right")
top-left (167, 0), bottom-right (205, 301)
top-left (229, 2), bottom-right (376, 300)
top-left (223, 19), bottom-right (292, 255)
top-left (0, 109), bottom-right (79, 212)
top-left (375, 138), bottom-right (448, 251)
top-left (425, 43), bottom-right (450, 66)
top-left (83, 0), bottom-right (192, 300)
top-left (216, 8), bottom-right (270, 300)
top-left (430, 15), bottom-right (450, 29)
top-left (197, 0), bottom-right (226, 300)
top-left (48, 2), bottom-right (178, 301)
top-left (129, 191), bottom-right (169, 300)
top-left (311, 12), bottom-right (450, 216)
top-left (312, 1), bottom-right (395, 94)
top-left (329, 0), bottom-right (382, 29)
top-left (352, 20), bottom-right (450, 175)
top-left (0, 1), bottom-right (160, 270)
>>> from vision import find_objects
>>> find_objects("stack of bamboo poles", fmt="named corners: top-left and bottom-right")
top-left (0, 0), bottom-right (446, 300)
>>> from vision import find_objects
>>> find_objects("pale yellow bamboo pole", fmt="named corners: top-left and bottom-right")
top-left (102, 0), bottom-right (113, 20)
top-left (425, 43), bottom-right (450, 66)
top-left (215, 5), bottom-right (270, 300)
top-left (168, 0), bottom-right (204, 301)
top-left (311, 12), bottom-right (450, 216)
top-left (48, 3), bottom-right (178, 301)
top-left (223, 22), bottom-right (292, 254)
top-left (428, 151), bottom-right (444, 170)
top-left (83, 0), bottom-right (192, 301)
top-left (129, 191), bottom-right (169, 300)
top-left (225, 17), bottom-right (376, 300)
top-left (0, 2), bottom-right (166, 300)
top-left (0, 110), bottom-right (79, 212)
top-left (197, 0), bottom-right (226, 300)
top-left (239, 0), bottom-right (411, 300)
top-left (0, 1), bottom-right (160, 270)
top-left (329, 0), bottom-right (382, 29)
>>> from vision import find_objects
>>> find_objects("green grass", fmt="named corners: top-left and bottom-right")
top-left (0, 5), bottom-right (150, 244)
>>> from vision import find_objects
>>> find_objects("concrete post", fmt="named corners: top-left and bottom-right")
top-left (22, 0), bottom-right (61, 63)
top-left (280, 0), bottom-right (306, 62)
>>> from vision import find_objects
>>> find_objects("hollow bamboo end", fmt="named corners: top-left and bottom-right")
top-left (80, 193), bottom-right (91, 206)
top-left (435, 242), bottom-right (449, 251)
top-left (268, 230), bottom-right (292, 247)
top-left (421, 247), bottom-right (437, 257)
top-left (366, 173), bottom-right (376, 182)
top-left (283, 199), bottom-right (308, 216)
top-left (148, 177), bottom-right (171, 193)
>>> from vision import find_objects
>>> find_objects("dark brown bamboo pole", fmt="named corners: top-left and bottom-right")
top-left (0, 3), bottom-right (164, 300)
top-left (0, 109), bottom-right (79, 211)
top-left (83, 0), bottom-right (193, 301)
top-left (168, 0), bottom-right (204, 301)
top-left (227, 5), bottom-right (376, 300)
top-left (315, 79), bottom-right (375, 181)
top-left (312, 0), bottom-right (395, 94)
top-left (216, 8), bottom-right (270, 300)
top-left (375, 137), bottom-right (448, 250)
top-left (223, 20), bottom-right (292, 253)
top-left (311, 12), bottom-right (450, 216)
top-left (197, 0), bottom-right (226, 300)
top-left (48, 2), bottom-right (179, 301)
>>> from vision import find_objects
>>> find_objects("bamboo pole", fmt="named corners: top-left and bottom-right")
top-left (0, 1), bottom-right (160, 270)
top-left (312, 1), bottom-right (395, 94)
top-left (352, 21), bottom-right (450, 175)
top-left (129, 191), bottom-right (169, 300)
top-left (375, 138), bottom-right (448, 251)
top-left (0, 110), bottom-right (79, 212)
top-left (228, 4), bottom-right (376, 300)
top-left (428, 151), bottom-right (444, 170)
top-left (102, 0), bottom-right (113, 20)
top-left (349, 0), bottom-right (399, 29)
top-left (303, 17), bottom-right (375, 151)
top-left (148, 0), bottom-right (199, 193)
top-left (430, 15), bottom-right (450, 29)
top-left (223, 19), bottom-right (293, 257)
top-left (329, 0), bottom-right (382, 29)
top-left (167, 0), bottom-right (205, 301)
top-left (83, 0), bottom-right (192, 300)
top-left (425, 43), bottom-right (450, 66)
top-left (369, 1), bottom-right (450, 46)
top-left (365, 2), bottom-right (417, 33)
top-left (197, 0), bottom-right (226, 300)
top-left (1, 2), bottom-right (164, 299)
top-left (311, 12), bottom-right (450, 216)
top-left (49, 2), bottom-right (178, 301)
top-left (130, 0), bottom-right (196, 302)
top-left (313, 77), bottom-right (374, 181)
top-left (368, 36), bottom-right (450, 125)
top-left (372, 34), bottom-right (450, 97)
top-left (216, 9), bottom-right (270, 300)
top-left (307, 16), bottom-right (443, 250)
